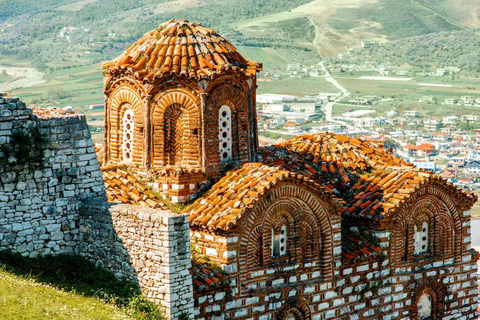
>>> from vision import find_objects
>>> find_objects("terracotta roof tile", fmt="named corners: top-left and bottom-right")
top-left (190, 257), bottom-right (229, 292)
top-left (259, 133), bottom-right (477, 220)
top-left (186, 163), bottom-right (343, 232)
top-left (103, 19), bottom-right (262, 81)
top-left (101, 164), bottom-right (167, 209)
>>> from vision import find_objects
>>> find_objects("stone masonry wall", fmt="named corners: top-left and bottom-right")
top-left (0, 95), bottom-right (105, 256)
top-left (78, 199), bottom-right (195, 319)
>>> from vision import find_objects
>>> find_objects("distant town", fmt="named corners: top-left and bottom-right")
top-left (256, 60), bottom-right (480, 215)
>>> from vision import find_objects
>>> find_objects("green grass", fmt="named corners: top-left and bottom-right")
top-left (0, 270), bottom-right (129, 319)
top-left (0, 251), bottom-right (164, 320)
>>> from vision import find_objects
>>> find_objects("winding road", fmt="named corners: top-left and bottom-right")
top-left (319, 62), bottom-right (349, 122)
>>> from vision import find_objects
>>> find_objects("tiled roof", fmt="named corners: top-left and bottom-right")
top-left (342, 225), bottom-right (383, 263)
top-left (103, 19), bottom-right (261, 81)
top-left (185, 163), bottom-right (343, 232)
top-left (190, 257), bottom-right (229, 293)
top-left (186, 133), bottom-right (476, 232)
top-left (260, 133), bottom-right (477, 219)
top-left (101, 165), bottom-right (166, 209)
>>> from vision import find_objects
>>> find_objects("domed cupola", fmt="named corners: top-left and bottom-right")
top-left (102, 19), bottom-right (262, 203)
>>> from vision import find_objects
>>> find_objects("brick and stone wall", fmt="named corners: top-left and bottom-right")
top-left (192, 228), bottom-right (478, 320)
top-left (189, 184), bottom-right (479, 320)
top-left (0, 95), bottom-right (105, 257)
top-left (78, 200), bottom-right (195, 319)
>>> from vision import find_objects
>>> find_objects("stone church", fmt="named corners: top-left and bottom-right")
top-left (98, 19), bottom-right (480, 319)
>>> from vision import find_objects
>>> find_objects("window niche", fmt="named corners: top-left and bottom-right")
top-left (417, 292), bottom-right (433, 319)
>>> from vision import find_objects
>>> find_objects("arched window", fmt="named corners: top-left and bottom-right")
top-left (417, 293), bottom-right (433, 319)
top-left (122, 109), bottom-right (134, 163)
top-left (272, 224), bottom-right (287, 258)
top-left (218, 105), bottom-right (232, 163)
top-left (414, 222), bottom-right (429, 255)
top-left (164, 104), bottom-right (184, 165)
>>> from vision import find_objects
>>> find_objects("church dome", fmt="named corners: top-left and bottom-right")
top-left (103, 19), bottom-right (261, 81)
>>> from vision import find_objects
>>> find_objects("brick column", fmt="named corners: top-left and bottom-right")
top-left (103, 90), bottom-right (110, 165)
top-left (143, 94), bottom-right (152, 170)
top-left (200, 92), bottom-right (208, 169)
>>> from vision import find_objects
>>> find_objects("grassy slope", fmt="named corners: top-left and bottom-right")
top-left (0, 251), bottom-right (163, 320)
top-left (0, 270), bottom-right (129, 320)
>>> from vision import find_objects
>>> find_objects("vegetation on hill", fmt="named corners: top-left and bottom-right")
top-left (333, 30), bottom-right (480, 73)
top-left (0, 251), bottom-right (163, 319)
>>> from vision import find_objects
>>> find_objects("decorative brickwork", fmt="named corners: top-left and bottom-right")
top-left (186, 134), bottom-right (479, 319)
top-left (103, 20), bottom-right (262, 203)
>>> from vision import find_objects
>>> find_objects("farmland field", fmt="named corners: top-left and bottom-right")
top-left (11, 63), bottom-right (104, 109)
top-left (0, 73), bottom-right (14, 83)
top-left (336, 74), bottom-right (480, 98)
top-left (258, 77), bottom-right (338, 96)
top-left (236, 46), bottom-right (287, 71)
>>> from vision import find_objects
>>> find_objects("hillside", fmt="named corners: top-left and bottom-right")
top-left (1, 0), bottom-right (479, 70)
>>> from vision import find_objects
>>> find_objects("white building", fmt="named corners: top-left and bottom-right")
top-left (424, 119), bottom-right (441, 132)
top-left (405, 111), bottom-right (420, 117)
top-left (262, 104), bottom-right (284, 113)
top-left (442, 116), bottom-right (459, 126)
top-left (443, 98), bottom-right (456, 105)
top-left (257, 94), bottom-right (294, 104)
top-left (462, 114), bottom-right (480, 122)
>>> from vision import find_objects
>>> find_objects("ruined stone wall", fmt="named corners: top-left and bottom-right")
top-left (78, 200), bottom-right (195, 319)
top-left (0, 95), bottom-right (195, 319)
top-left (0, 95), bottom-right (105, 256)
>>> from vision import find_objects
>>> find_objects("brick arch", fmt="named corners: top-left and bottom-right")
top-left (276, 299), bottom-right (312, 320)
top-left (151, 89), bottom-right (201, 167)
top-left (206, 84), bottom-right (249, 167)
top-left (107, 84), bottom-right (145, 166)
top-left (246, 225), bottom-right (263, 269)
top-left (204, 73), bottom-right (250, 94)
top-left (410, 279), bottom-right (446, 319)
top-left (238, 182), bottom-right (339, 284)
top-left (261, 200), bottom-right (308, 264)
top-left (390, 185), bottom-right (463, 264)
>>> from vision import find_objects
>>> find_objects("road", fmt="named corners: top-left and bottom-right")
top-left (319, 62), bottom-right (352, 126)
top-left (318, 63), bottom-right (375, 135)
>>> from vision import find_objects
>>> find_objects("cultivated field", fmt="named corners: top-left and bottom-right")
top-left (258, 77), bottom-right (338, 96)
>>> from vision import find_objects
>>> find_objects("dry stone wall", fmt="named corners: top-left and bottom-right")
top-left (0, 95), bottom-right (196, 319)
top-left (78, 200), bottom-right (195, 319)
top-left (0, 95), bottom-right (105, 256)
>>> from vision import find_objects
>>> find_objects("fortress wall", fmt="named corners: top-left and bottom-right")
top-left (0, 95), bottom-right (195, 318)
top-left (78, 200), bottom-right (194, 319)
top-left (0, 95), bottom-right (105, 257)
